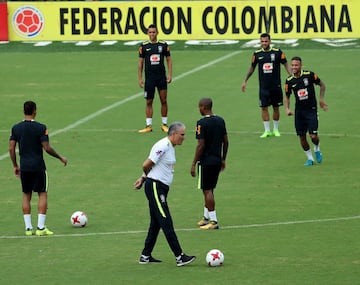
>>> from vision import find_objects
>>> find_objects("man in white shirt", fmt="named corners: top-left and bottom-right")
top-left (134, 122), bottom-right (196, 267)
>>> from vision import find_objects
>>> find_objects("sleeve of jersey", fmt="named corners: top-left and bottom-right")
top-left (284, 80), bottom-right (291, 96)
top-left (196, 121), bottom-right (205, 140)
top-left (312, 72), bottom-right (321, 84)
top-left (40, 124), bottom-right (49, 142)
top-left (138, 45), bottom-right (144, 58)
top-left (164, 43), bottom-right (171, 57)
top-left (148, 142), bottom-right (167, 164)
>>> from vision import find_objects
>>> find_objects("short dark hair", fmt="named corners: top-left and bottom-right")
top-left (199, 98), bottom-right (213, 110)
top-left (148, 24), bottom-right (157, 31)
top-left (24, 101), bottom-right (36, 115)
top-left (291, 56), bottom-right (302, 62)
top-left (260, 33), bottom-right (270, 40)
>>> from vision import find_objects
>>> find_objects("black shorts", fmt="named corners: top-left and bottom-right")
top-left (295, 109), bottom-right (318, 136)
top-left (20, 170), bottom-right (48, 193)
top-left (259, 87), bottom-right (283, 108)
top-left (144, 78), bottom-right (167, 100)
top-left (198, 164), bottom-right (221, 191)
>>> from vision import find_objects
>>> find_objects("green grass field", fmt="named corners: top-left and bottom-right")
top-left (0, 41), bottom-right (359, 285)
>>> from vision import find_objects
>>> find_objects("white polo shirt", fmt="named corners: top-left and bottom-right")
top-left (147, 137), bottom-right (176, 186)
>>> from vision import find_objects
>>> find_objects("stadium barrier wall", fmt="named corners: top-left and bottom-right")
top-left (6, 0), bottom-right (360, 41)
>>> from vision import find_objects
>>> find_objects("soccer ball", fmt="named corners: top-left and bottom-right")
top-left (206, 249), bottom-right (224, 267)
top-left (70, 211), bottom-right (88, 227)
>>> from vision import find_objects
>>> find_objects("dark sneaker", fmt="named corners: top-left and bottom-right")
top-left (176, 253), bottom-right (196, 267)
top-left (139, 255), bottom-right (162, 264)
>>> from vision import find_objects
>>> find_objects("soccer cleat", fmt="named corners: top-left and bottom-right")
top-left (260, 131), bottom-right (272, 138)
top-left (315, 151), bottom-right (322, 163)
top-left (273, 130), bottom-right (281, 137)
top-left (35, 227), bottom-right (54, 236)
top-left (25, 228), bottom-right (33, 236)
top-left (139, 255), bottom-right (162, 264)
top-left (176, 253), bottom-right (196, 267)
top-left (200, 221), bottom-right (219, 230)
top-left (138, 125), bottom-right (152, 133)
top-left (197, 217), bottom-right (209, 227)
top-left (304, 160), bottom-right (314, 166)
top-left (161, 124), bottom-right (169, 133)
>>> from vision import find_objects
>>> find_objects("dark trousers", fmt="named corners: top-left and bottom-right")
top-left (142, 178), bottom-right (182, 257)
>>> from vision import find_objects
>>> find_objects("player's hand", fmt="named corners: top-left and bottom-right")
top-left (320, 100), bottom-right (328, 111)
top-left (286, 108), bottom-right (293, 116)
top-left (60, 156), bottom-right (68, 166)
top-left (134, 177), bottom-right (144, 190)
top-left (14, 166), bottom-right (20, 178)
top-left (167, 75), bottom-right (172, 84)
top-left (190, 164), bottom-right (197, 177)
top-left (241, 82), bottom-right (246, 92)
top-left (138, 79), bottom-right (144, 88)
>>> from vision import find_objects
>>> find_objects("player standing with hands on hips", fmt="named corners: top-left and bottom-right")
top-left (9, 101), bottom-right (67, 236)
top-left (284, 56), bottom-right (328, 166)
top-left (241, 33), bottom-right (291, 138)
top-left (134, 122), bottom-right (196, 267)
top-left (191, 98), bottom-right (229, 230)
top-left (138, 24), bottom-right (172, 133)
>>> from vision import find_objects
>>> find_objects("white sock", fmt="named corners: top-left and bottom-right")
top-left (305, 150), bottom-right (314, 161)
top-left (146, 118), bottom-right (152, 126)
top-left (263, 121), bottom-right (271, 132)
top-left (314, 144), bottom-right (320, 152)
top-left (37, 214), bottom-right (46, 229)
top-left (208, 210), bottom-right (217, 223)
top-left (273, 120), bottom-right (279, 131)
top-left (162, 117), bottom-right (168, 125)
top-left (24, 214), bottom-right (32, 230)
top-left (203, 207), bottom-right (209, 219)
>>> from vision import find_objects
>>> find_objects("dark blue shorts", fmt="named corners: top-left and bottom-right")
top-left (198, 164), bottom-right (221, 191)
top-left (20, 170), bottom-right (48, 193)
top-left (259, 87), bottom-right (283, 108)
top-left (295, 109), bottom-right (318, 136)
top-left (144, 78), bottom-right (167, 100)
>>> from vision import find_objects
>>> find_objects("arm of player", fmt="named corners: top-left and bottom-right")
top-left (138, 58), bottom-right (144, 88)
top-left (241, 65), bottom-right (255, 92)
top-left (190, 138), bottom-right (205, 177)
top-left (166, 56), bottom-right (172, 83)
top-left (318, 80), bottom-right (328, 111)
top-left (134, 158), bottom-right (154, 190)
top-left (9, 140), bottom-right (20, 177)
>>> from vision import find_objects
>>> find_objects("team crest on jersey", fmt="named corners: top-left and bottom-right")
top-left (271, 53), bottom-right (275, 61)
top-left (303, 78), bottom-right (309, 86)
top-left (156, 150), bottom-right (163, 156)
top-left (158, 46), bottom-right (163, 53)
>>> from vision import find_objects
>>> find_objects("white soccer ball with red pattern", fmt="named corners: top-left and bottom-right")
top-left (206, 249), bottom-right (224, 267)
top-left (70, 211), bottom-right (88, 227)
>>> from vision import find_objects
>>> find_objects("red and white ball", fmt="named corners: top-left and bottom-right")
top-left (70, 211), bottom-right (88, 227)
top-left (206, 249), bottom-right (224, 267)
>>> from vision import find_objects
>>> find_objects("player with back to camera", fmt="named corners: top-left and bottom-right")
top-left (138, 24), bottom-right (172, 134)
top-left (241, 33), bottom-right (291, 138)
top-left (284, 56), bottom-right (328, 166)
top-left (134, 122), bottom-right (196, 267)
top-left (9, 101), bottom-right (68, 236)
top-left (191, 98), bottom-right (228, 230)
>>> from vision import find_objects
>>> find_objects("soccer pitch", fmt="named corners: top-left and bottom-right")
top-left (0, 41), bottom-right (359, 285)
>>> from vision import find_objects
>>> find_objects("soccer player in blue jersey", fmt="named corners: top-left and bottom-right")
top-left (9, 101), bottom-right (67, 236)
top-left (138, 24), bottom-right (172, 133)
top-left (242, 33), bottom-right (291, 138)
top-left (285, 56), bottom-right (328, 166)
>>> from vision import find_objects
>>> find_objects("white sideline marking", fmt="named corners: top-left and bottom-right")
top-left (1, 215), bottom-right (359, 239)
top-left (0, 51), bottom-right (242, 161)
